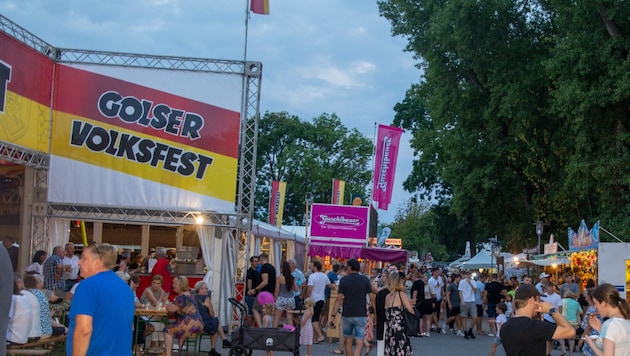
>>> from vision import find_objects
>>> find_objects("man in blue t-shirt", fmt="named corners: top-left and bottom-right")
top-left (68, 242), bottom-right (135, 355)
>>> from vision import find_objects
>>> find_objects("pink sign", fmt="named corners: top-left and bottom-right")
top-left (309, 204), bottom-right (369, 246)
top-left (372, 124), bottom-right (403, 210)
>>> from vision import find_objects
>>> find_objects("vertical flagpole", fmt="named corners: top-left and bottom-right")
top-left (243, 0), bottom-right (250, 61)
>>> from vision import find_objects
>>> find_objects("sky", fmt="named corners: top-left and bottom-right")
top-left (1, 0), bottom-right (421, 224)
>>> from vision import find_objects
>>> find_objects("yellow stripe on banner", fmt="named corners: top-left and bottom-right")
top-left (0, 91), bottom-right (51, 153)
top-left (51, 111), bottom-right (237, 201)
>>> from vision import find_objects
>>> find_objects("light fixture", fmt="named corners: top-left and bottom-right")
top-left (195, 216), bottom-right (204, 225)
top-left (534, 221), bottom-right (545, 255)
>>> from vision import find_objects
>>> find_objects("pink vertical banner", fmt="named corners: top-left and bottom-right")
top-left (372, 124), bottom-right (403, 210)
top-left (331, 178), bottom-right (345, 205)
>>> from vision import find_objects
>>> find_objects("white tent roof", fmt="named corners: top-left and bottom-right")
top-left (250, 221), bottom-right (306, 244)
top-left (448, 254), bottom-right (471, 268)
top-left (461, 249), bottom-right (496, 269)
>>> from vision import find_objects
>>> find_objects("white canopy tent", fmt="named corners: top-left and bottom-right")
top-left (461, 249), bottom-right (496, 270)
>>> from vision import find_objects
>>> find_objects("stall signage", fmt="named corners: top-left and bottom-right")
top-left (309, 203), bottom-right (368, 246)
top-left (385, 238), bottom-right (402, 246)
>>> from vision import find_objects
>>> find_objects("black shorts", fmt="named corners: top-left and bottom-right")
top-left (433, 299), bottom-right (442, 313)
top-left (313, 300), bottom-right (325, 322)
top-left (447, 306), bottom-right (461, 318)
top-left (419, 300), bottom-right (433, 315)
top-left (476, 304), bottom-right (484, 317)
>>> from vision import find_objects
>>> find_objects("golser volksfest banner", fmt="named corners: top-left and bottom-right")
top-left (48, 63), bottom-right (242, 212)
top-left (372, 124), bottom-right (403, 210)
top-left (0, 32), bottom-right (53, 154)
top-left (331, 178), bottom-right (345, 205)
top-left (268, 180), bottom-right (286, 227)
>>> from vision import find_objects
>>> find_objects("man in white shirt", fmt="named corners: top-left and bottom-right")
top-left (458, 270), bottom-right (478, 339)
top-left (535, 272), bottom-right (550, 294)
top-left (62, 243), bottom-right (80, 292)
top-left (540, 280), bottom-right (562, 355)
top-left (307, 260), bottom-right (334, 344)
top-left (429, 267), bottom-right (446, 333)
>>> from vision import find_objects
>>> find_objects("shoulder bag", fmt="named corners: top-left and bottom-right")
top-left (399, 292), bottom-right (421, 336)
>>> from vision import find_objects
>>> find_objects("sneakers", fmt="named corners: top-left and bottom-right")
top-left (441, 327), bottom-right (446, 335)
top-left (425, 332), bottom-right (431, 338)
top-left (222, 339), bottom-right (231, 348)
top-left (488, 333), bottom-right (495, 337)
top-left (456, 330), bottom-right (465, 337)
top-left (209, 350), bottom-right (222, 356)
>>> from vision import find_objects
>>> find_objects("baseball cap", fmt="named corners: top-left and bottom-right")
top-left (514, 283), bottom-right (540, 300)
top-left (539, 272), bottom-right (550, 279)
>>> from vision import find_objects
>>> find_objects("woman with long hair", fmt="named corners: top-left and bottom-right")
top-left (25, 250), bottom-right (47, 275)
top-left (582, 283), bottom-right (630, 356)
top-left (560, 290), bottom-right (583, 356)
top-left (273, 261), bottom-right (297, 328)
top-left (384, 272), bottom-right (414, 356)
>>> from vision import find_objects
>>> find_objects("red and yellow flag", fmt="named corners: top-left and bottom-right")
top-left (268, 180), bottom-right (286, 227)
top-left (251, 0), bottom-right (270, 15)
top-left (332, 178), bottom-right (345, 205)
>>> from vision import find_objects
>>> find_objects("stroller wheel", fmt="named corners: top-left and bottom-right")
top-left (229, 345), bottom-right (251, 356)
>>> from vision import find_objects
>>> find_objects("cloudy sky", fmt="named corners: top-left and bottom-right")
top-left (1, 0), bottom-right (421, 224)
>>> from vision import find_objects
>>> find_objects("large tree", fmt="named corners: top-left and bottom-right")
top-left (378, 0), bottom-right (630, 251)
top-left (254, 112), bottom-right (373, 225)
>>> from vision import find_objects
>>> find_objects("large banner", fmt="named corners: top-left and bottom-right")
top-left (268, 180), bottom-right (286, 227)
top-left (48, 63), bottom-right (242, 211)
top-left (331, 178), bottom-right (345, 205)
top-left (0, 32), bottom-right (53, 153)
top-left (372, 124), bottom-right (403, 210)
top-left (309, 203), bottom-right (369, 246)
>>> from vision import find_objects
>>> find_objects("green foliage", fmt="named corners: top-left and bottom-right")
top-left (254, 112), bottom-right (373, 225)
top-left (378, 0), bottom-right (630, 254)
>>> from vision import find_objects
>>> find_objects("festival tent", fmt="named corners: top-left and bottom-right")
top-left (461, 249), bottom-right (496, 270)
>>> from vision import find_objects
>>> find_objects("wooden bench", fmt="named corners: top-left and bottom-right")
top-left (6, 335), bottom-right (66, 355)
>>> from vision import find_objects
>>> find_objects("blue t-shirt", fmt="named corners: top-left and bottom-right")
top-left (67, 270), bottom-right (135, 356)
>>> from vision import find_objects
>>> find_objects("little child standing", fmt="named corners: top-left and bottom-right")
top-left (504, 294), bottom-right (513, 318)
top-left (262, 303), bottom-right (275, 329)
top-left (299, 298), bottom-right (315, 356)
top-left (489, 303), bottom-right (508, 356)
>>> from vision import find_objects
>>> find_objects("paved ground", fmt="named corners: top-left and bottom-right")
top-left (48, 320), bottom-right (578, 355)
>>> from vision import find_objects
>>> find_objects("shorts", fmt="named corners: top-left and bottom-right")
top-left (313, 300), bottom-right (325, 322)
top-left (447, 306), bottom-right (461, 318)
top-left (487, 303), bottom-right (497, 318)
top-left (476, 304), bottom-right (484, 318)
top-left (493, 336), bottom-right (502, 345)
top-left (245, 295), bottom-right (256, 316)
top-left (461, 302), bottom-right (477, 318)
top-left (275, 296), bottom-right (295, 311)
top-left (433, 299), bottom-right (442, 313)
top-left (294, 295), bottom-right (303, 310)
top-left (419, 300), bottom-right (433, 315)
top-left (342, 316), bottom-right (367, 339)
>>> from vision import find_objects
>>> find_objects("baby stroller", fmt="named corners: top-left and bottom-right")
top-left (228, 297), bottom-right (301, 356)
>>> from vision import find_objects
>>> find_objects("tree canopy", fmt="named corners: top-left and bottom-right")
top-left (254, 111), bottom-right (373, 225)
top-left (378, 0), bottom-right (630, 254)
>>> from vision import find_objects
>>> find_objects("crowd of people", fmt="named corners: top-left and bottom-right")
top-left (4, 242), bottom-right (232, 356)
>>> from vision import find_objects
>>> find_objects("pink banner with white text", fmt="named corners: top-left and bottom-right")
top-left (309, 203), bottom-right (369, 246)
top-left (372, 124), bottom-right (403, 210)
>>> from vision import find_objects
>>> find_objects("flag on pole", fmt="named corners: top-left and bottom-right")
top-left (268, 180), bottom-right (286, 227)
top-left (332, 178), bottom-right (345, 205)
top-left (251, 0), bottom-right (270, 15)
top-left (372, 124), bottom-right (403, 210)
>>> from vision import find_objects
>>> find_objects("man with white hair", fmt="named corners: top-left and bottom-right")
top-left (63, 242), bottom-right (80, 291)
top-left (43, 246), bottom-right (65, 292)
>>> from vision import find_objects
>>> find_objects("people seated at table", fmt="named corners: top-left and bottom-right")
top-left (7, 273), bottom-right (40, 344)
top-left (140, 275), bottom-right (169, 353)
top-left (193, 281), bottom-right (231, 356)
top-left (23, 274), bottom-right (67, 337)
top-left (25, 250), bottom-right (47, 275)
top-left (128, 274), bottom-right (154, 355)
top-left (164, 276), bottom-right (204, 356)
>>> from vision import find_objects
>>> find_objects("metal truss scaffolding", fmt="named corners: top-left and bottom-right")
top-left (1, 15), bottom-right (261, 307)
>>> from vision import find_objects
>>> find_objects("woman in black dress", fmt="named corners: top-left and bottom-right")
top-left (384, 272), bottom-right (415, 356)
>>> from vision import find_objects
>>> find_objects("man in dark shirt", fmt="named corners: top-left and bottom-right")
top-left (331, 258), bottom-right (374, 356)
top-left (485, 273), bottom-right (505, 336)
top-left (244, 255), bottom-right (262, 326)
top-left (375, 283), bottom-right (390, 356)
top-left (251, 253), bottom-right (276, 327)
top-left (500, 284), bottom-right (575, 356)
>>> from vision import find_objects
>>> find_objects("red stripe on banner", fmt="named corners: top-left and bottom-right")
top-left (268, 180), bottom-right (279, 226)
top-left (0, 32), bottom-right (54, 106)
top-left (52, 64), bottom-right (240, 158)
top-left (251, 0), bottom-right (270, 14)
top-left (372, 124), bottom-right (403, 210)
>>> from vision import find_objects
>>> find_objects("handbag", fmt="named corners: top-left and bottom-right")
top-left (399, 292), bottom-right (421, 336)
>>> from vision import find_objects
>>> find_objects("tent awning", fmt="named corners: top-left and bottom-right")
top-left (520, 256), bottom-right (570, 266)
top-left (461, 250), bottom-right (495, 269)
top-left (308, 244), bottom-right (407, 263)
top-left (250, 220), bottom-right (305, 243)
